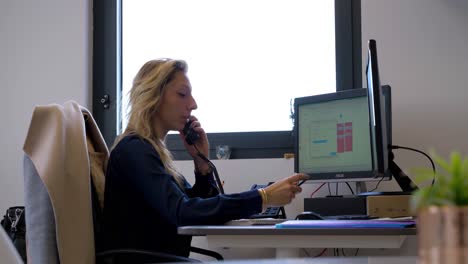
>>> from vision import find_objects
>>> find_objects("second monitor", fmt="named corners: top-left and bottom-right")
top-left (294, 86), bottom-right (392, 183)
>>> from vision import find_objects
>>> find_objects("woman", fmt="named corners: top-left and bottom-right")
top-left (102, 58), bottom-right (308, 257)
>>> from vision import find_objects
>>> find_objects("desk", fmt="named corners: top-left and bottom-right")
top-left (178, 256), bottom-right (418, 264)
top-left (178, 225), bottom-right (417, 258)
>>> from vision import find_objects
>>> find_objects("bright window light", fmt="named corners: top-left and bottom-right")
top-left (122, 0), bottom-right (336, 133)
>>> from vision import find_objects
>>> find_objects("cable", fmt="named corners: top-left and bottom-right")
top-left (314, 248), bottom-right (327, 257)
top-left (310, 182), bottom-right (326, 198)
top-left (354, 248), bottom-right (360, 256)
top-left (368, 174), bottom-right (386, 192)
top-left (391, 145), bottom-right (436, 186)
top-left (345, 182), bottom-right (355, 195)
top-left (289, 98), bottom-right (295, 126)
top-left (193, 145), bottom-right (225, 194)
top-left (327, 183), bottom-right (332, 196)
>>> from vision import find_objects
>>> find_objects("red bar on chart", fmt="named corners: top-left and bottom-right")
top-left (344, 122), bottom-right (353, 152)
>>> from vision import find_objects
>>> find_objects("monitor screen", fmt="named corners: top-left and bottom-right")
top-left (294, 86), bottom-right (392, 182)
top-left (366, 39), bottom-right (390, 179)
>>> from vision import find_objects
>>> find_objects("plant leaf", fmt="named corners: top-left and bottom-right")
top-left (411, 168), bottom-right (436, 184)
top-left (410, 151), bottom-right (468, 208)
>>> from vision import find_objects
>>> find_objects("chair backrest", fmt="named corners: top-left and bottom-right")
top-left (23, 101), bottom-right (108, 264)
top-left (23, 154), bottom-right (60, 264)
top-left (22, 101), bottom-right (221, 264)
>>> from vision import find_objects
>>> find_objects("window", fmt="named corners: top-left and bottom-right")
top-left (93, 0), bottom-right (362, 159)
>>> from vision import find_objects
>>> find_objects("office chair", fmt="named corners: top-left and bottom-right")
top-left (23, 101), bottom-right (222, 264)
top-left (0, 227), bottom-right (23, 264)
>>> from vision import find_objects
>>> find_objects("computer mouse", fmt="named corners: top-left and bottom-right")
top-left (295, 211), bottom-right (324, 220)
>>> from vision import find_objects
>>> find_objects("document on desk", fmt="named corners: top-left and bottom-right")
top-left (275, 220), bottom-right (415, 229)
top-left (225, 218), bottom-right (287, 226)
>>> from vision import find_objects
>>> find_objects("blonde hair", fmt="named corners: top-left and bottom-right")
top-left (114, 58), bottom-right (188, 187)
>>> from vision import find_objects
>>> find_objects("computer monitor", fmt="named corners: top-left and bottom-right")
top-left (366, 39), bottom-right (390, 179)
top-left (293, 86), bottom-right (392, 183)
top-left (366, 39), bottom-right (417, 193)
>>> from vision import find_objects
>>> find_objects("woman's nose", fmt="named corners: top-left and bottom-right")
top-left (189, 95), bottom-right (198, 110)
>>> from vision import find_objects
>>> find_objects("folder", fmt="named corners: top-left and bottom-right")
top-left (275, 220), bottom-right (415, 229)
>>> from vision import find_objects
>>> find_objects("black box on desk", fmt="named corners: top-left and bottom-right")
top-left (304, 196), bottom-right (367, 216)
top-left (304, 195), bottom-right (413, 218)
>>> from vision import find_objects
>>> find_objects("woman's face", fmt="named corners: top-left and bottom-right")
top-left (155, 71), bottom-right (197, 134)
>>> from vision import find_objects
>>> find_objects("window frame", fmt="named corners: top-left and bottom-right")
top-left (93, 0), bottom-right (362, 159)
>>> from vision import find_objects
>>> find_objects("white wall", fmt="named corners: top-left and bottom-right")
top-left (361, 0), bottom-right (468, 191)
top-left (0, 0), bottom-right (92, 212)
top-left (1, 0), bottom-right (467, 259)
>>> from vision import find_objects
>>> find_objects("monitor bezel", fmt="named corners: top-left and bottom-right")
top-left (294, 87), bottom-right (391, 183)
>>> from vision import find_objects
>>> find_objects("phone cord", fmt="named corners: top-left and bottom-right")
top-left (193, 147), bottom-right (225, 194)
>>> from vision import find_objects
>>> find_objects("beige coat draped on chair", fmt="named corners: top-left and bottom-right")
top-left (23, 101), bottom-right (108, 264)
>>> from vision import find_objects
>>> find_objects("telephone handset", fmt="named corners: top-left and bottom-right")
top-left (183, 120), bottom-right (225, 194)
top-left (249, 183), bottom-right (286, 219)
top-left (183, 120), bottom-right (200, 145)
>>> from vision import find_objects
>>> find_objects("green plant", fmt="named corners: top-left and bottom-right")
top-left (411, 152), bottom-right (468, 212)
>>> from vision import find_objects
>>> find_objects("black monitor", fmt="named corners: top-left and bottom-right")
top-left (293, 86), bottom-right (392, 183)
top-left (365, 39), bottom-right (417, 194)
top-left (366, 39), bottom-right (390, 179)
top-left (294, 39), bottom-right (417, 193)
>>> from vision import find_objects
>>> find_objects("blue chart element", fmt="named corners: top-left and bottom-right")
top-left (312, 139), bottom-right (328, 144)
top-left (329, 152), bottom-right (337, 156)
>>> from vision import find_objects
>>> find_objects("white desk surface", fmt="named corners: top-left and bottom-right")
top-left (184, 256), bottom-right (417, 264)
top-left (178, 225), bottom-right (417, 236)
top-left (178, 225), bottom-right (417, 258)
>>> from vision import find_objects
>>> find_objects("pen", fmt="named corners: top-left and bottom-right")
top-left (297, 174), bottom-right (310, 186)
top-left (298, 174), bottom-right (311, 186)
top-left (298, 179), bottom-right (307, 186)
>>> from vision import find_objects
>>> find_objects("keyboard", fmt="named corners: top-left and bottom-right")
top-left (248, 206), bottom-right (282, 219)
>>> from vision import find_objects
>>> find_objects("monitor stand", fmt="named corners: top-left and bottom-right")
top-left (358, 151), bottom-right (417, 196)
top-left (355, 181), bottom-right (367, 193)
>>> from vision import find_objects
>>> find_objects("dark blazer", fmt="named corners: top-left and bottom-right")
top-left (102, 135), bottom-right (262, 257)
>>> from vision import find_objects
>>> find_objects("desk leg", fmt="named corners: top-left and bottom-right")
top-left (276, 248), bottom-right (300, 258)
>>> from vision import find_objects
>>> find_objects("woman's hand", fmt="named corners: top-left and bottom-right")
top-left (263, 173), bottom-right (309, 206)
top-left (179, 116), bottom-right (211, 174)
